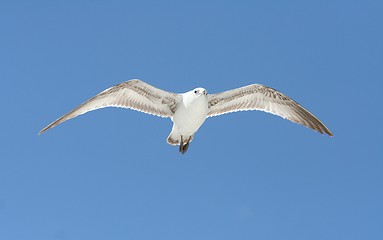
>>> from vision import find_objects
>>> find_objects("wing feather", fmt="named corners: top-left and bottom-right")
top-left (39, 79), bottom-right (180, 134)
top-left (208, 84), bottom-right (332, 136)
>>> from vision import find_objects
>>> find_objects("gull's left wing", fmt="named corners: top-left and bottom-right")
top-left (39, 79), bottom-right (180, 134)
top-left (207, 84), bottom-right (333, 136)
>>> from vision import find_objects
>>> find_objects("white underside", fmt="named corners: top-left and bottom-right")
top-left (169, 93), bottom-right (208, 144)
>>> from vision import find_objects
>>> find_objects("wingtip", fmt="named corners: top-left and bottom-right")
top-left (323, 129), bottom-right (333, 137)
top-left (324, 127), bottom-right (333, 137)
top-left (38, 127), bottom-right (47, 136)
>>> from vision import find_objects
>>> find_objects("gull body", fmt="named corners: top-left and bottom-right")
top-left (39, 79), bottom-right (333, 154)
top-left (169, 88), bottom-right (209, 152)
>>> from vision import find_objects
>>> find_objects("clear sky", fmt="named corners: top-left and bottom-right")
top-left (1, 1), bottom-right (382, 240)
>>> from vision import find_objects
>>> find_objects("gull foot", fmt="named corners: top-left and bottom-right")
top-left (179, 136), bottom-right (192, 154)
top-left (179, 135), bottom-right (184, 153)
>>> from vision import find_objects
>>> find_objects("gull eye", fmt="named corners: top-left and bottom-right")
top-left (194, 90), bottom-right (198, 94)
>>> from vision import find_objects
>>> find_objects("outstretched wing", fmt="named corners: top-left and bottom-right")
top-left (39, 79), bottom-right (180, 134)
top-left (208, 84), bottom-right (332, 136)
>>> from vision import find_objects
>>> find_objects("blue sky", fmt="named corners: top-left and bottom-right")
top-left (1, 1), bottom-right (382, 239)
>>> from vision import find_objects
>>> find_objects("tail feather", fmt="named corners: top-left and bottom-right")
top-left (167, 134), bottom-right (179, 145)
top-left (167, 125), bottom-right (194, 146)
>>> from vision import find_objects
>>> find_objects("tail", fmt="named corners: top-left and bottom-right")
top-left (167, 125), bottom-right (194, 146)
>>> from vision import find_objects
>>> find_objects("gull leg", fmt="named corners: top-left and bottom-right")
top-left (182, 136), bottom-right (192, 154)
top-left (179, 135), bottom-right (184, 153)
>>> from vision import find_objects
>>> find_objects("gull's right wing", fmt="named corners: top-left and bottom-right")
top-left (39, 79), bottom-right (180, 134)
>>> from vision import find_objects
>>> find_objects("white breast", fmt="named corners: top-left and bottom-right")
top-left (172, 94), bottom-right (209, 136)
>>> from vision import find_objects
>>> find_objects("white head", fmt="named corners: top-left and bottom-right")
top-left (182, 88), bottom-right (208, 104)
top-left (191, 87), bottom-right (208, 96)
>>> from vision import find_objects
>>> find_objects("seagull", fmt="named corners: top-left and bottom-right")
top-left (39, 79), bottom-right (332, 154)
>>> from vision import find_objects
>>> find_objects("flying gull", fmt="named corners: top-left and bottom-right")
top-left (39, 79), bottom-right (332, 154)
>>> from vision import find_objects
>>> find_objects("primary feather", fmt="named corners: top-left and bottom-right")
top-left (208, 84), bottom-right (332, 136)
top-left (39, 80), bottom-right (180, 134)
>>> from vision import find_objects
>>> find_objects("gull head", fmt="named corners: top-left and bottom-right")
top-left (192, 87), bottom-right (208, 96)
top-left (182, 87), bottom-right (208, 105)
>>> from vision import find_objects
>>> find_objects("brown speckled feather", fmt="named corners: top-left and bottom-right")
top-left (39, 80), bottom-right (180, 134)
top-left (208, 84), bottom-right (332, 136)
